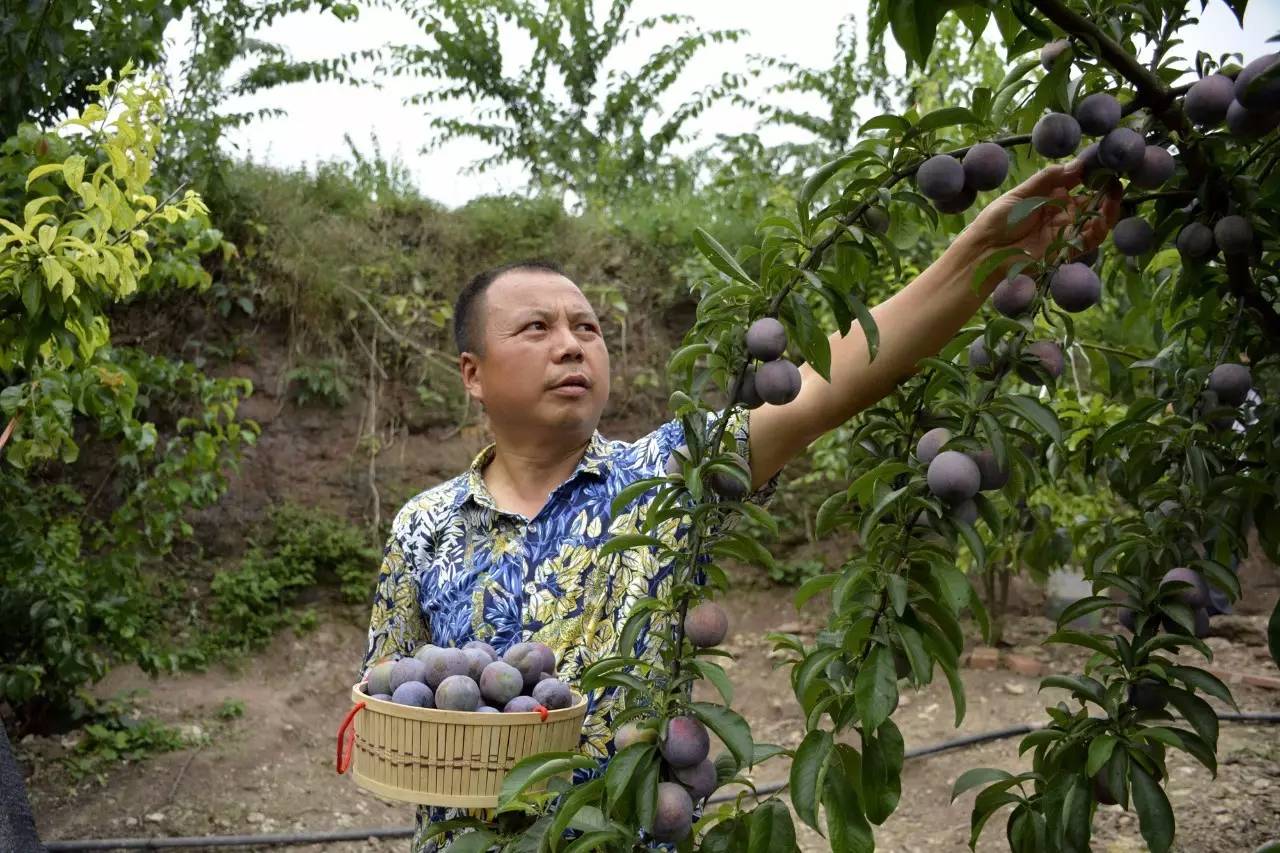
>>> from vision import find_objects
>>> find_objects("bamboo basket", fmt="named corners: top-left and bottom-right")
top-left (337, 684), bottom-right (590, 808)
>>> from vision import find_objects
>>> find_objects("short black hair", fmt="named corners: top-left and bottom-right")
top-left (453, 260), bottom-right (567, 356)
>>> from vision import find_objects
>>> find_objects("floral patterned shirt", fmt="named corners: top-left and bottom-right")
top-left (358, 408), bottom-right (779, 851)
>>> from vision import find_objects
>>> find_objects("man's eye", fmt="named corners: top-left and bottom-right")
top-left (527, 321), bottom-right (546, 331)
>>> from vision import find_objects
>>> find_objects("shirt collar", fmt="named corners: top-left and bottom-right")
top-left (453, 430), bottom-right (612, 512)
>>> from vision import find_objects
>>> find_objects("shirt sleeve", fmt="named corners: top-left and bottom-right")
top-left (359, 522), bottom-right (431, 680)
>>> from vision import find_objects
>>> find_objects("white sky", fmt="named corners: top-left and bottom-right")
top-left (163, 1), bottom-right (1280, 209)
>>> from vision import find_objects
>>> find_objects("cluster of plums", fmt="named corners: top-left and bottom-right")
top-left (915, 141), bottom-right (1012, 214)
top-left (602, 603), bottom-right (729, 843)
top-left (915, 428), bottom-right (1010, 524)
top-left (362, 640), bottom-right (573, 714)
top-left (735, 317), bottom-right (802, 409)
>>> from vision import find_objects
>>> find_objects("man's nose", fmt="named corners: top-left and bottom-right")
top-left (551, 322), bottom-right (584, 360)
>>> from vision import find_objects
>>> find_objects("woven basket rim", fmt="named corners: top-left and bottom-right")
top-left (350, 683), bottom-right (588, 724)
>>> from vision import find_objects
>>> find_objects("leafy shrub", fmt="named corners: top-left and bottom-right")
top-left (285, 359), bottom-right (352, 407)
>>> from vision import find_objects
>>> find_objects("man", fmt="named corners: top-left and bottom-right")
top-left (360, 159), bottom-right (1121, 850)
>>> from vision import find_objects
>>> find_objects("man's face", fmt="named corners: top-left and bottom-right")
top-left (460, 270), bottom-right (610, 437)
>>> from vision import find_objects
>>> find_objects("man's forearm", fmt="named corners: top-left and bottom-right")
top-left (808, 233), bottom-right (1001, 434)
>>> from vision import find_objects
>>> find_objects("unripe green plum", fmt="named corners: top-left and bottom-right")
top-left (660, 716), bottom-right (710, 768)
top-left (1050, 262), bottom-right (1101, 312)
top-left (367, 660), bottom-right (396, 696)
top-left (755, 358), bottom-right (801, 405)
top-left (916, 154), bottom-right (965, 201)
top-left (1017, 341), bottom-right (1064, 384)
top-left (934, 185), bottom-right (976, 214)
top-left (1098, 127), bottom-right (1145, 173)
top-left (992, 274), bottom-right (1036, 317)
top-left (745, 317), bottom-right (787, 361)
top-left (1175, 222), bottom-right (1216, 262)
top-left (614, 722), bottom-right (657, 752)
top-left (1129, 146), bottom-right (1175, 189)
top-left (1032, 113), bottom-right (1081, 159)
top-left (1225, 99), bottom-right (1280, 138)
top-left (915, 427), bottom-right (951, 465)
top-left (1040, 39), bottom-right (1071, 70)
top-left (1184, 74), bottom-right (1234, 127)
top-left (479, 660), bottom-right (524, 706)
top-left (652, 782), bottom-right (694, 843)
top-left (1234, 54), bottom-right (1280, 112)
top-left (1112, 217), bottom-right (1154, 256)
top-left (962, 142), bottom-right (1009, 191)
top-left (1213, 215), bottom-right (1253, 256)
top-left (1208, 363), bottom-right (1251, 406)
top-left (1075, 93), bottom-right (1121, 136)
top-left (684, 601), bottom-right (729, 647)
top-left (926, 451), bottom-right (981, 504)
top-left (861, 205), bottom-right (891, 235)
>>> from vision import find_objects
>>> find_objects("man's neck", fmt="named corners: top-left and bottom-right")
top-left (481, 428), bottom-right (594, 519)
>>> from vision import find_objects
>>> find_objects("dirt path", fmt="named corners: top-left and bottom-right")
top-left (23, 580), bottom-right (1280, 853)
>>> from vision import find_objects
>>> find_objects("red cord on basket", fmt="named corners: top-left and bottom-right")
top-left (336, 701), bottom-right (365, 774)
top-left (536, 704), bottom-right (548, 722)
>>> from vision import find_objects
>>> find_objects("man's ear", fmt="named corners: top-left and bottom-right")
top-left (459, 352), bottom-right (484, 408)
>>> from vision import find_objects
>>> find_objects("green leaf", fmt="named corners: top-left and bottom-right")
top-left (1167, 666), bottom-right (1237, 710)
top-left (800, 152), bottom-right (859, 212)
top-left (789, 729), bottom-right (833, 831)
top-left (859, 114), bottom-right (911, 136)
top-left (1130, 762), bottom-right (1175, 853)
top-left (440, 829), bottom-right (500, 852)
top-left (498, 753), bottom-right (598, 808)
top-left (855, 645), bottom-right (898, 732)
top-left (889, 0), bottom-right (942, 70)
top-left (1161, 686), bottom-right (1218, 750)
top-left (747, 798), bottom-right (797, 853)
top-left (951, 767), bottom-right (1013, 802)
top-left (690, 702), bottom-right (752, 769)
top-left (598, 532), bottom-right (666, 559)
top-left (913, 106), bottom-right (979, 134)
top-left (689, 658), bottom-right (734, 706)
top-left (824, 746), bottom-right (874, 852)
top-left (604, 743), bottom-right (654, 808)
top-left (1004, 394), bottom-right (1063, 444)
top-left (1086, 735), bottom-right (1117, 777)
top-left (861, 720), bottom-right (903, 825)
top-left (693, 227), bottom-right (755, 286)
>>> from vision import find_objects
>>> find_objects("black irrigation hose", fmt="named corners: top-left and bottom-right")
top-left (42, 712), bottom-right (1280, 851)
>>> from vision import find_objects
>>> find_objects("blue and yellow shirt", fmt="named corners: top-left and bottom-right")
top-left (359, 407), bottom-right (778, 850)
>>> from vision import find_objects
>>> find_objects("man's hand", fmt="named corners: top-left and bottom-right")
top-left (746, 157), bottom-right (1124, 492)
top-left (962, 158), bottom-right (1123, 269)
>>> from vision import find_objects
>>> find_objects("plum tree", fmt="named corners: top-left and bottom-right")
top-left (1112, 216), bottom-right (1154, 255)
top-left (1031, 112), bottom-right (1081, 158)
top-left (1175, 222), bottom-right (1215, 262)
top-left (391, 681), bottom-right (434, 708)
top-left (1208, 363), bottom-right (1252, 406)
top-left (926, 450), bottom-right (981, 504)
top-left (746, 317), bottom-right (787, 361)
top-left (916, 154), bottom-right (966, 200)
top-left (683, 601), bottom-right (729, 647)
top-left (1017, 340), bottom-right (1064, 384)
top-left (1075, 93), bottom-right (1121, 136)
top-left (1234, 54), bottom-right (1280, 111)
top-left (992, 274), bottom-right (1036, 317)
top-left (1097, 127), bottom-right (1146, 173)
top-left (1130, 146), bottom-right (1175, 189)
top-left (660, 716), bottom-right (710, 768)
top-left (1183, 73), bottom-right (1235, 126)
top-left (1213, 215), bottom-right (1253, 256)
top-left (436, 675), bottom-right (482, 711)
top-left (479, 660), bottom-right (524, 706)
top-left (651, 782), bottom-right (694, 843)
top-left (1049, 262), bottom-right (1102, 312)
top-left (915, 426), bottom-right (952, 464)
top-left (1161, 607), bottom-right (1210, 639)
top-left (755, 358), bottom-right (802, 404)
top-left (961, 142), bottom-right (1010, 191)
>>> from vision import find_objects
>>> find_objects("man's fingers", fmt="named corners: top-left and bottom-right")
top-left (1013, 160), bottom-right (1085, 200)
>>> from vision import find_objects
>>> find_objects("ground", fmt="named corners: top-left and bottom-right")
top-left (23, 569), bottom-right (1280, 853)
